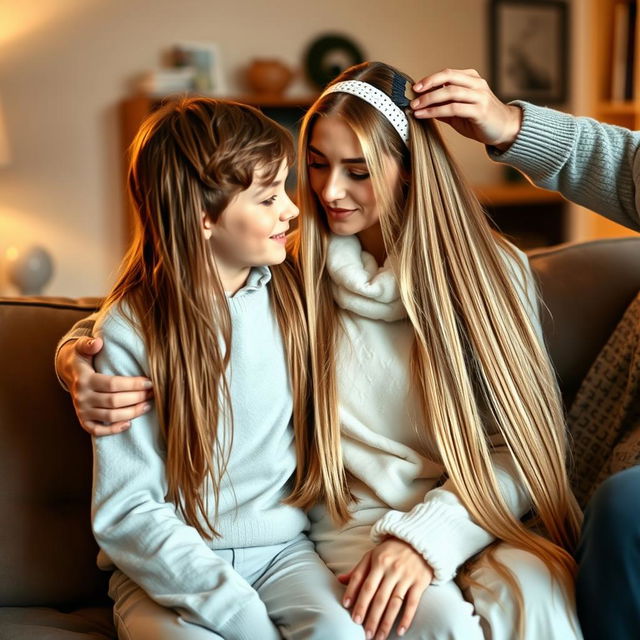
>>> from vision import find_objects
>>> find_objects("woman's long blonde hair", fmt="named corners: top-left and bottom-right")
top-left (100, 97), bottom-right (317, 538)
top-left (296, 62), bottom-right (582, 613)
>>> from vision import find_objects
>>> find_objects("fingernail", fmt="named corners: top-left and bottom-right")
top-left (398, 627), bottom-right (406, 636)
top-left (410, 99), bottom-right (418, 108)
top-left (143, 380), bottom-right (153, 389)
top-left (142, 403), bottom-right (151, 412)
top-left (119, 423), bottom-right (130, 432)
top-left (414, 82), bottom-right (422, 90)
top-left (354, 614), bottom-right (362, 624)
top-left (365, 631), bottom-right (373, 640)
top-left (343, 597), bottom-right (351, 608)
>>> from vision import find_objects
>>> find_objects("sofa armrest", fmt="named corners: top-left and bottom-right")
top-left (528, 237), bottom-right (640, 404)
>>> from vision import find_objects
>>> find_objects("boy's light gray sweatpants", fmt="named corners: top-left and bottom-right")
top-left (108, 534), bottom-right (365, 640)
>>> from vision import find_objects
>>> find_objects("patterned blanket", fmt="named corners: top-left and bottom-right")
top-left (567, 291), bottom-right (640, 507)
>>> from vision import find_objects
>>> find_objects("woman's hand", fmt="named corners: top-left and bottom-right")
top-left (57, 337), bottom-right (153, 436)
top-left (410, 68), bottom-right (523, 152)
top-left (338, 537), bottom-right (433, 640)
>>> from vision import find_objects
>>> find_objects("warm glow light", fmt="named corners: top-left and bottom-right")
top-left (0, 0), bottom-right (97, 48)
top-left (0, 206), bottom-right (91, 296)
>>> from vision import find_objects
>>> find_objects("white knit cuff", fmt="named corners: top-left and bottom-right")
top-left (370, 497), bottom-right (493, 584)
top-left (488, 100), bottom-right (577, 183)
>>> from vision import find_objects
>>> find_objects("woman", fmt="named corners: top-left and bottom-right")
top-left (293, 61), bottom-right (581, 640)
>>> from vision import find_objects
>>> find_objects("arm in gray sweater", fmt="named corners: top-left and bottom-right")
top-left (490, 101), bottom-right (640, 232)
top-left (54, 314), bottom-right (97, 389)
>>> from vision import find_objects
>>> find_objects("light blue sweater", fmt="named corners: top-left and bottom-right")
top-left (91, 267), bottom-right (307, 638)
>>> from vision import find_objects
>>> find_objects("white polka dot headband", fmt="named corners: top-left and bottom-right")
top-left (320, 79), bottom-right (410, 146)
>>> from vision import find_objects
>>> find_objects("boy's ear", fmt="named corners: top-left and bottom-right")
top-left (202, 212), bottom-right (213, 240)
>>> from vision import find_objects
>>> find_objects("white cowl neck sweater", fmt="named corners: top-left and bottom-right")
top-left (312, 233), bottom-right (539, 584)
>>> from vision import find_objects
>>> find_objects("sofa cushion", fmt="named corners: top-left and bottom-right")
top-left (0, 297), bottom-right (106, 609)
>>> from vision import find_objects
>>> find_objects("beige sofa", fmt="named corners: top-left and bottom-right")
top-left (1, 237), bottom-right (640, 639)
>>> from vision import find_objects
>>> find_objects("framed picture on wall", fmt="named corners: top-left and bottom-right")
top-left (173, 42), bottom-right (226, 95)
top-left (489, 0), bottom-right (568, 104)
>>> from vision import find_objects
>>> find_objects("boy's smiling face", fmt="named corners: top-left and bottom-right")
top-left (205, 161), bottom-right (298, 290)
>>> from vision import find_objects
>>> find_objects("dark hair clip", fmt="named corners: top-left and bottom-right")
top-left (391, 73), bottom-right (410, 109)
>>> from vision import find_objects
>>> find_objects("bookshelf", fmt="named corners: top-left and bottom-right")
top-left (594, 0), bottom-right (640, 128)
top-left (589, 0), bottom-right (640, 239)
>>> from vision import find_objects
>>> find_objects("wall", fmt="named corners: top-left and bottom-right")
top-left (0, 0), bottom-right (562, 296)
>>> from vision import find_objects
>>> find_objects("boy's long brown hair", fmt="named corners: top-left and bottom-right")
top-left (295, 62), bottom-right (582, 631)
top-left (99, 97), bottom-right (316, 538)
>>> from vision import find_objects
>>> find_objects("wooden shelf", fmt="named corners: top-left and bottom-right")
top-left (595, 101), bottom-right (640, 129)
top-left (473, 182), bottom-right (565, 249)
top-left (473, 182), bottom-right (564, 207)
top-left (597, 100), bottom-right (640, 114)
top-left (123, 92), bottom-right (316, 111)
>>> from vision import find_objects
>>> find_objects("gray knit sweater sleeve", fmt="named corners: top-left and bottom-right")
top-left (489, 101), bottom-right (640, 232)
top-left (54, 313), bottom-right (98, 390)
